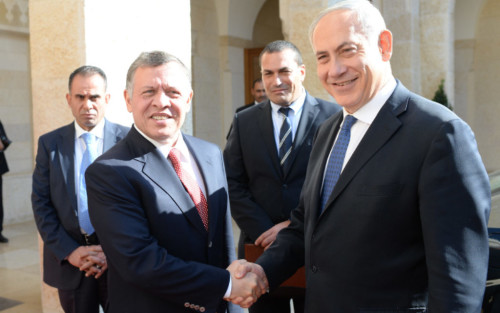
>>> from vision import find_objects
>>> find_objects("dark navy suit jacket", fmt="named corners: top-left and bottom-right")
top-left (224, 92), bottom-right (340, 257)
top-left (257, 81), bottom-right (491, 312)
top-left (86, 127), bottom-right (242, 313)
top-left (31, 120), bottom-right (129, 290)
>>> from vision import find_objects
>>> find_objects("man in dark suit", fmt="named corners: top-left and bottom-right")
top-left (85, 51), bottom-right (264, 313)
top-left (226, 78), bottom-right (267, 140)
top-left (236, 78), bottom-right (267, 113)
top-left (224, 40), bottom-right (340, 313)
top-left (234, 1), bottom-right (491, 312)
top-left (32, 66), bottom-right (129, 313)
top-left (0, 120), bottom-right (10, 242)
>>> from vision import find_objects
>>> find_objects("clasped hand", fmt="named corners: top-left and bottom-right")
top-left (226, 259), bottom-right (269, 308)
top-left (67, 245), bottom-right (107, 279)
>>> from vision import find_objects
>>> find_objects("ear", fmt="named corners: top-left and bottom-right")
top-left (66, 93), bottom-right (71, 106)
top-left (379, 30), bottom-right (393, 62)
top-left (124, 90), bottom-right (132, 113)
top-left (105, 93), bottom-right (111, 104)
top-left (185, 90), bottom-right (194, 112)
top-left (299, 64), bottom-right (306, 82)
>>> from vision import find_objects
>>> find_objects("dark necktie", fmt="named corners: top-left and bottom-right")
top-left (79, 132), bottom-right (97, 234)
top-left (320, 115), bottom-right (357, 212)
top-left (278, 107), bottom-right (293, 170)
top-left (169, 148), bottom-right (209, 231)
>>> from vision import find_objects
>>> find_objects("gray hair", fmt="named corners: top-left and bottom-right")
top-left (259, 40), bottom-right (303, 67)
top-left (126, 51), bottom-right (192, 96)
top-left (68, 65), bottom-right (107, 93)
top-left (309, 0), bottom-right (387, 49)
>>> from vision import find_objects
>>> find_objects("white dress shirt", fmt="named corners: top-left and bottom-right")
top-left (323, 78), bottom-right (397, 181)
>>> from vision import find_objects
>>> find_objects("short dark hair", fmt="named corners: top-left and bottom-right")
top-left (126, 51), bottom-right (191, 96)
top-left (68, 65), bottom-right (107, 93)
top-left (259, 40), bottom-right (303, 67)
top-left (252, 78), bottom-right (263, 88)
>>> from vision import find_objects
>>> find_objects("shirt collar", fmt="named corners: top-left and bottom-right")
top-left (74, 119), bottom-right (105, 140)
top-left (270, 87), bottom-right (306, 115)
top-left (347, 77), bottom-right (397, 125)
top-left (133, 124), bottom-right (190, 160)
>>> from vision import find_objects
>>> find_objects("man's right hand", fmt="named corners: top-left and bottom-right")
top-left (67, 245), bottom-right (107, 278)
top-left (226, 259), bottom-right (269, 308)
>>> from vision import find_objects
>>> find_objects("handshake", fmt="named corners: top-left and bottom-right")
top-left (225, 259), bottom-right (269, 308)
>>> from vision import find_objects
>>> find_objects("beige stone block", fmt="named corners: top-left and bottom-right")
top-left (420, 0), bottom-right (451, 16)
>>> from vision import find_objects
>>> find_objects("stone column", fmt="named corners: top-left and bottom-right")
top-left (381, 0), bottom-right (422, 94)
top-left (418, 0), bottom-right (454, 102)
top-left (29, 1), bottom-right (192, 312)
top-left (280, 0), bottom-right (331, 101)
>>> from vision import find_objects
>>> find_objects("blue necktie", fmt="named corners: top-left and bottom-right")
top-left (278, 107), bottom-right (293, 171)
top-left (320, 115), bottom-right (357, 212)
top-left (79, 133), bottom-right (98, 234)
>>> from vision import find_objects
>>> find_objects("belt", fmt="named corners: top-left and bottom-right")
top-left (82, 232), bottom-right (99, 245)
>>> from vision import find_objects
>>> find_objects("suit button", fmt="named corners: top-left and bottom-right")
top-left (312, 265), bottom-right (318, 273)
top-left (282, 184), bottom-right (288, 189)
top-left (194, 305), bottom-right (200, 310)
top-left (200, 307), bottom-right (206, 312)
top-left (184, 302), bottom-right (190, 308)
top-left (208, 241), bottom-right (213, 248)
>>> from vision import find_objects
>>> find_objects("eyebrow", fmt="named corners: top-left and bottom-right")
top-left (315, 41), bottom-right (355, 56)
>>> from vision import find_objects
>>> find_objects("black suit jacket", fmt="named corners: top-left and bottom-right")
top-left (0, 121), bottom-right (9, 175)
top-left (31, 120), bottom-right (129, 290)
top-left (224, 92), bottom-right (340, 257)
top-left (86, 127), bottom-right (242, 313)
top-left (257, 81), bottom-right (491, 312)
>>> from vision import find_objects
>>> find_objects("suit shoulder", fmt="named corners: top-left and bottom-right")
top-left (38, 123), bottom-right (73, 142)
top-left (314, 97), bottom-right (342, 115)
top-left (183, 134), bottom-right (221, 153)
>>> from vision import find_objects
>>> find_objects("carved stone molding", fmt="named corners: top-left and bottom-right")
top-left (0, 0), bottom-right (29, 33)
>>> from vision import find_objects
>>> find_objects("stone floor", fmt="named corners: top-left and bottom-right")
top-left (0, 220), bottom-right (42, 313)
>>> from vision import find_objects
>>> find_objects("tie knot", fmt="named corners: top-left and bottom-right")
top-left (278, 107), bottom-right (291, 117)
top-left (342, 115), bottom-right (357, 130)
top-left (81, 132), bottom-right (96, 145)
top-left (168, 147), bottom-right (181, 162)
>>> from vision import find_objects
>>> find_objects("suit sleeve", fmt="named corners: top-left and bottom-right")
top-left (86, 159), bottom-right (230, 311)
top-left (418, 119), bottom-right (490, 312)
top-left (224, 114), bottom-right (275, 241)
top-left (256, 192), bottom-right (306, 290)
top-left (31, 136), bottom-right (80, 262)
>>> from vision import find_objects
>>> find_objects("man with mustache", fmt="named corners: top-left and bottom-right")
top-left (224, 40), bottom-right (340, 313)
top-left (32, 66), bottom-right (129, 313)
top-left (85, 51), bottom-right (265, 313)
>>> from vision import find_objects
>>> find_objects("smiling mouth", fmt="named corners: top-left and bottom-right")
top-left (152, 115), bottom-right (169, 120)
top-left (334, 78), bottom-right (357, 86)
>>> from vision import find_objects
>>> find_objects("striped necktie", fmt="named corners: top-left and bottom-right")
top-left (278, 107), bottom-right (293, 171)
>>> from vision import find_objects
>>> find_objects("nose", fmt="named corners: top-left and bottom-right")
top-left (84, 99), bottom-right (94, 109)
top-left (153, 91), bottom-right (170, 108)
top-left (272, 74), bottom-right (282, 86)
top-left (328, 58), bottom-right (346, 78)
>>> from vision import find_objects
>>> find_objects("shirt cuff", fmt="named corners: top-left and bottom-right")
top-left (224, 275), bottom-right (232, 299)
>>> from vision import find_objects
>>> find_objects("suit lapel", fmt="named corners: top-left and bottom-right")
top-left (321, 83), bottom-right (408, 214)
top-left (132, 129), bottom-right (208, 236)
top-left (283, 93), bottom-right (319, 176)
top-left (59, 124), bottom-right (78, 214)
top-left (257, 102), bottom-right (281, 173)
top-left (184, 136), bottom-right (220, 238)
